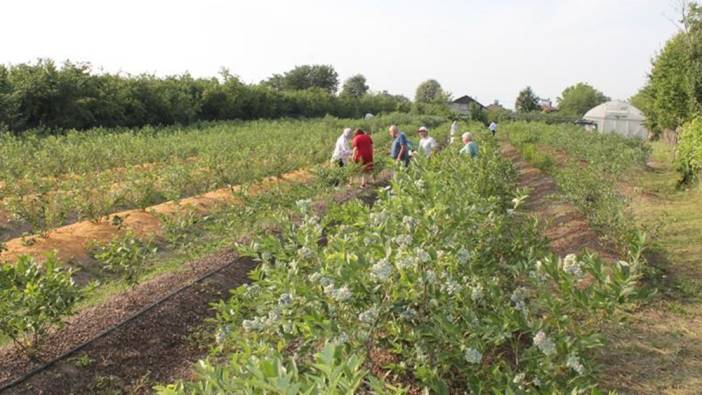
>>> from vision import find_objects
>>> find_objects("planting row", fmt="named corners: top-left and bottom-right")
top-left (0, 157), bottom-right (368, 360)
top-left (505, 121), bottom-right (649, 175)
top-left (505, 122), bottom-right (650, 250)
top-left (0, 114), bottom-right (445, 239)
top-left (159, 135), bottom-right (645, 393)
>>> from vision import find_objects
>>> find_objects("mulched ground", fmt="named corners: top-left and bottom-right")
top-left (0, 249), bottom-right (253, 395)
top-left (0, 173), bottom-right (391, 395)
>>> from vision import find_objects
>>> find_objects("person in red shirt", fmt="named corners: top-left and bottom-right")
top-left (352, 128), bottom-right (374, 188)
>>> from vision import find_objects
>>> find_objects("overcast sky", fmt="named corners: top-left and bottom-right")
top-left (1, 0), bottom-right (681, 109)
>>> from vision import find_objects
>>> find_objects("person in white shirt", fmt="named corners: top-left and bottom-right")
top-left (331, 127), bottom-right (353, 166)
top-left (450, 120), bottom-right (459, 143)
top-left (489, 122), bottom-right (497, 137)
top-left (417, 126), bottom-right (439, 156)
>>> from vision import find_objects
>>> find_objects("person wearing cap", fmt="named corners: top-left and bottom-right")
top-left (389, 124), bottom-right (410, 166)
top-left (331, 127), bottom-right (353, 167)
top-left (460, 132), bottom-right (479, 158)
top-left (417, 126), bottom-right (439, 156)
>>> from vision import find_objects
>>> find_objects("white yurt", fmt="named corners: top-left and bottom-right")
top-left (582, 100), bottom-right (648, 139)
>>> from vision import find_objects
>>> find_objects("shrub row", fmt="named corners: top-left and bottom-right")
top-left (158, 136), bottom-right (644, 393)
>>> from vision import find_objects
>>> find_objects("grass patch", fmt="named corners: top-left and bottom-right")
top-left (553, 140), bottom-right (702, 394)
top-left (626, 142), bottom-right (702, 302)
top-left (504, 124), bottom-right (702, 393)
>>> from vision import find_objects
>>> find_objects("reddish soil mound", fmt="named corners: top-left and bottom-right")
top-left (0, 169), bottom-right (313, 264)
top-left (501, 143), bottom-right (618, 260)
top-left (0, 172), bottom-right (392, 394)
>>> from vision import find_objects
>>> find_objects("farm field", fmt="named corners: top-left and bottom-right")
top-left (2, 1), bottom-right (700, 393)
top-left (0, 117), bottom-right (697, 394)
top-left (0, 114), bottom-right (441, 242)
top-left (0, 115), bottom-right (453, 391)
top-left (0, 114), bottom-right (447, 261)
top-left (505, 123), bottom-right (702, 394)
top-left (0, 163), bottom-right (396, 394)
top-left (152, 133), bottom-right (644, 393)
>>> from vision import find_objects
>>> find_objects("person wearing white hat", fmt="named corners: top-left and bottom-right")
top-left (417, 126), bottom-right (438, 156)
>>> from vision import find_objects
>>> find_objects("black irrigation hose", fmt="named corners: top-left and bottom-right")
top-left (0, 172), bottom-right (392, 393)
top-left (0, 256), bottom-right (241, 394)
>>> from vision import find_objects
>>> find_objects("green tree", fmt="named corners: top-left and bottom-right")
top-left (340, 74), bottom-right (369, 98)
top-left (0, 59), bottom-right (415, 132)
top-left (676, 116), bottom-right (702, 184)
top-left (630, 82), bottom-right (658, 132)
top-left (0, 65), bottom-right (20, 130)
top-left (635, 2), bottom-right (702, 134)
top-left (557, 83), bottom-right (609, 117)
top-left (415, 79), bottom-right (445, 103)
top-left (683, 2), bottom-right (702, 113)
top-left (264, 65), bottom-right (339, 94)
top-left (515, 86), bottom-right (540, 113)
top-left (650, 34), bottom-right (693, 131)
top-left (468, 102), bottom-right (488, 125)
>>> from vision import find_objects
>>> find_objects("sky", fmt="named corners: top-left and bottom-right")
top-left (1, 0), bottom-right (682, 109)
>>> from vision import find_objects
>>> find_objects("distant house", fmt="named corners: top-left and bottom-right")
top-left (538, 98), bottom-right (557, 113)
top-left (450, 95), bottom-right (485, 115)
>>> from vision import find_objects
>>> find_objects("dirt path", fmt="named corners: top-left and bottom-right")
top-left (0, 173), bottom-right (392, 395)
top-left (501, 143), bottom-right (618, 260)
top-left (503, 141), bottom-right (702, 394)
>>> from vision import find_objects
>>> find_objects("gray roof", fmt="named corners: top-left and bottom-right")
top-left (452, 95), bottom-right (485, 108)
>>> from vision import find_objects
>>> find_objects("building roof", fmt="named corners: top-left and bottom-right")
top-left (452, 95), bottom-right (485, 108)
top-left (583, 100), bottom-right (645, 121)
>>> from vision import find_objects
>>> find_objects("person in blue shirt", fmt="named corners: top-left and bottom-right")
top-left (389, 124), bottom-right (410, 166)
top-left (459, 132), bottom-right (479, 158)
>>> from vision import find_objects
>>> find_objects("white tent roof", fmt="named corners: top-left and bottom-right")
top-left (583, 100), bottom-right (645, 122)
top-left (582, 100), bottom-right (647, 139)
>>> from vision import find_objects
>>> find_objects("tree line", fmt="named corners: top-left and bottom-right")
top-left (0, 61), bottom-right (411, 133)
top-left (630, 1), bottom-right (702, 184)
top-left (631, 2), bottom-right (702, 136)
top-left (513, 84), bottom-right (609, 118)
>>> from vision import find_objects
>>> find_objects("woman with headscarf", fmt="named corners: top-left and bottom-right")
top-left (331, 127), bottom-right (354, 166)
top-left (352, 128), bottom-right (374, 188)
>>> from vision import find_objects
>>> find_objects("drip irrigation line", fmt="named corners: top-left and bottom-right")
top-left (0, 256), bottom-right (240, 393)
top-left (0, 170), bottom-right (393, 394)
